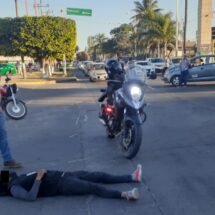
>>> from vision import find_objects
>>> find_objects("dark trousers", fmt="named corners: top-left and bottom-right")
top-left (57, 171), bottom-right (132, 199)
top-left (180, 70), bottom-right (189, 86)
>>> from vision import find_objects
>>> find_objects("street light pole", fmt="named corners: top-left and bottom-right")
top-left (15, 0), bottom-right (18, 17)
top-left (34, 0), bottom-right (38, 16)
top-left (25, 0), bottom-right (29, 16)
top-left (176, 0), bottom-right (179, 57)
top-left (183, 0), bottom-right (188, 54)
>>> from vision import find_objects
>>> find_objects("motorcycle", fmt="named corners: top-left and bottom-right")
top-left (98, 65), bottom-right (147, 159)
top-left (0, 76), bottom-right (27, 120)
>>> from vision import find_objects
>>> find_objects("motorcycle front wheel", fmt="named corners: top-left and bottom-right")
top-left (5, 99), bottom-right (27, 120)
top-left (120, 119), bottom-right (142, 159)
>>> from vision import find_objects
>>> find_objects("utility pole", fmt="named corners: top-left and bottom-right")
top-left (183, 0), bottom-right (188, 54)
top-left (25, 0), bottom-right (29, 16)
top-left (176, 0), bottom-right (179, 57)
top-left (34, 0), bottom-right (38, 16)
top-left (15, 0), bottom-right (18, 17)
top-left (37, 0), bottom-right (49, 16)
top-left (40, 0), bottom-right (43, 16)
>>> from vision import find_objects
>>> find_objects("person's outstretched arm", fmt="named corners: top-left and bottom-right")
top-left (10, 169), bottom-right (46, 201)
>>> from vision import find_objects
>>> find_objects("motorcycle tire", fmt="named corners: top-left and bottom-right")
top-left (5, 99), bottom-right (27, 120)
top-left (120, 119), bottom-right (142, 159)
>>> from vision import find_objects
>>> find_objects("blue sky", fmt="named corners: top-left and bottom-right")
top-left (0, 0), bottom-right (214, 50)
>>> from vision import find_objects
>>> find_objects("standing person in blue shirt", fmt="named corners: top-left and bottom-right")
top-left (179, 54), bottom-right (190, 86)
top-left (0, 86), bottom-right (22, 169)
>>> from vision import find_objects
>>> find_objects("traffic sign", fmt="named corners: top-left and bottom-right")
top-left (67, 8), bottom-right (92, 16)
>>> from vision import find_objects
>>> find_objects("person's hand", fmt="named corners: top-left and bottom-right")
top-left (36, 169), bottom-right (47, 180)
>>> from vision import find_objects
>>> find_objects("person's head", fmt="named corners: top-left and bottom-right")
top-left (105, 59), bottom-right (123, 74)
top-left (0, 170), bottom-right (10, 196)
top-left (183, 53), bottom-right (188, 59)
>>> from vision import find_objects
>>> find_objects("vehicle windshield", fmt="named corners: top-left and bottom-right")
top-left (93, 64), bottom-right (105, 70)
top-left (137, 62), bottom-right (149, 66)
top-left (125, 64), bottom-right (147, 83)
top-left (151, 58), bottom-right (164, 63)
top-left (172, 58), bottom-right (181, 64)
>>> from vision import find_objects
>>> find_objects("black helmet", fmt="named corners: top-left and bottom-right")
top-left (105, 59), bottom-right (124, 81)
top-left (106, 59), bottom-right (123, 74)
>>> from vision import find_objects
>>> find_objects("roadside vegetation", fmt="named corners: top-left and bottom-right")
top-left (87, 0), bottom-right (176, 60)
top-left (0, 16), bottom-right (76, 78)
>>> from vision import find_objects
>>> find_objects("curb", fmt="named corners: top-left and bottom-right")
top-left (13, 80), bottom-right (56, 85)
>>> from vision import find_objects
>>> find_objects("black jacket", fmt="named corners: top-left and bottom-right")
top-left (9, 170), bottom-right (63, 197)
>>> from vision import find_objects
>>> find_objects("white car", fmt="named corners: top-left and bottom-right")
top-left (89, 63), bottom-right (107, 82)
top-left (134, 60), bottom-right (155, 76)
top-left (146, 57), bottom-right (165, 73)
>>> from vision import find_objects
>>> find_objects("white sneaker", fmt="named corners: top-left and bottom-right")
top-left (125, 188), bottom-right (139, 200)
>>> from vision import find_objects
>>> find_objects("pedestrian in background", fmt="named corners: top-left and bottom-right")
top-left (163, 55), bottom-right (170, 76)
top-left (0, 87), bottom-right (22, 169)
top-left (179, 54), bottom-right (190, 86)
top-left (15, 61), bottom-right (22, 75)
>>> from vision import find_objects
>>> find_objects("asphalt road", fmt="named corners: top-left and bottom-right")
top-left (1, 72), bottom-right (215, 215)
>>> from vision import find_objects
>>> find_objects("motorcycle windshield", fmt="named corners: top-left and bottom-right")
top-left (125, 64), bottom-right (147, 84)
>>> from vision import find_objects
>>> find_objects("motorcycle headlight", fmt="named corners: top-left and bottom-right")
top-left (130, 86), bottom-right (142, 102)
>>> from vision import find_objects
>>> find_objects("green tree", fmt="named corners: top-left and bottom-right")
top-left (110, 24), bottom-right (134, 56)
top-left (0, 17), bottom-right (76, 77)
top-left (102, 38), bottom-right (117, 56)
top-left (132, 0), bottom-right (161, 56)
top-left (142, 13), bottom-right (176, 57)
top-left (76, 51), bottom-right (89, 61)
top-left (132, 0), bottom-right (161, 26)
top-left (87, 34), bottom-right (107, 60)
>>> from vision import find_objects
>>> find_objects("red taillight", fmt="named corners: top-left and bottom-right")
top-left (105, 107), bottom-right (113, 113)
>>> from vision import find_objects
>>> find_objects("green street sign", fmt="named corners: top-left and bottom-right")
top-left (67, 8), bottom-right (92, 16)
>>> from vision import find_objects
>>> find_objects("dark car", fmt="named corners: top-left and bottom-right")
top-left (163, 55), bottom-right (215, 86)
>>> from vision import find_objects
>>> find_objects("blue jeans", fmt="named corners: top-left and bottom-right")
top-left (0, 112), bottom-right (13, 161)
top-left (58, 171), bottom-right (132, 198)
top-left (180, 70), bottom-right (189, 86)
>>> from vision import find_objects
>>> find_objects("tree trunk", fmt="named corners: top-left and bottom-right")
top-left (63, 54), bottom-right (67, 76)
top-left (157, 41), bottom-right (160, 57)
top-left (21, 56), bottom-right (27, 80)
top-left (40, 58), bottom-right (46, 78)
top-left (164, 42), bottom-right (167, 57)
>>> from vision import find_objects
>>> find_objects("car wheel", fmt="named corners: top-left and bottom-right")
top-left (171, 75), bottom-right (181, 87)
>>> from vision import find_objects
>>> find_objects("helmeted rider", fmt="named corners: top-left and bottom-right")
top-left (104, 59), bottom-right (125, 105)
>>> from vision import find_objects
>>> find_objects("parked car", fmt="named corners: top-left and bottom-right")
top-left (134, 60), bottom-right (156, 78)
top-left (82, 61), bottom-right (93, 76)
top-left (146, 57), bottom-right (165, 73)
top-left (88, 63), bottom-right (107, 82)
top-left (0, 63), bottom-right (17, 75)
top-left (170, 57), bottom-right (182, 67)
top-left (163, 55), bottom-right (215, 86)
top-left (59, 62), bottom-right (74, 71)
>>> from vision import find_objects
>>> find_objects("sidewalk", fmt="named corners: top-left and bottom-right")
top-left (0, 71), bottom-right (77, 85)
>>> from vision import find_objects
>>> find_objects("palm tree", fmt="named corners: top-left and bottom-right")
top-left (95, 33), bottom-right (107, 59)
top-left (132, 0), bottom-right (161, 56)
top-left (132, 0), bottom-right (161, 26)
top-left (140, 13), bottom-right (176, 57)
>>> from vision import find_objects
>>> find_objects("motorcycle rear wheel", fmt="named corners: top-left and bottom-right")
top-left (120, 119), bottom-right (142, 159)
top-left (5, 99), bottom-right (27, 120)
